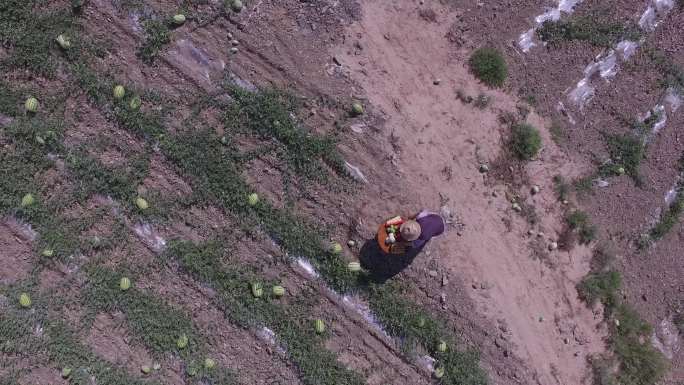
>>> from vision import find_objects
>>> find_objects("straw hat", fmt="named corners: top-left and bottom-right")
top-left (400, 220), bottom-right (421, 241)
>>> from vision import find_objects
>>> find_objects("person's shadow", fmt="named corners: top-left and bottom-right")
top-left (359, 239), bottom-right (423, 284)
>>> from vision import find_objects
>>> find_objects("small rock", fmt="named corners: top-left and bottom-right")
top-left (440, 293), bottom-right (447, 303)
top-left (548, 242), bottom-right (558, 251)
top-left (531, 185), bottom-right (540, 195)
top-left (537, 232), bottom-right (545, 238)
top-left (527, 229), bottom-right (535, 236)
top-left (538, 316), bottom-right (545, 322)
top-left (428, 270), bottom-right (439, 278)
top-left (512, 203), bottom-right (522, 212)
top-left (230, 39), bottom-right (240, 46)
top-left (574, 351), bottom-right (580, 357)
top-left (563, 338), bottom-right (570, 344)
top-left (441, 275), bottom-right (448, 286)
top-left (433, 78), bottom-right (441, 85)
top-left (230, 47), bottom-right (239, 54)
top-left (562, 199), bottom-right (569, 205)
top-left (492, 190), bottom-right (498, 197)
top-left (479, 164), bottom-right (490, 173)
top-left (347, 240), bottom-right (355, 247)
top-left (472, 282), bottom-right (478, 289)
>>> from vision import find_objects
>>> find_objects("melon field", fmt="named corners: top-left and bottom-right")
top-left (1, 1), bottom-right (682, 385)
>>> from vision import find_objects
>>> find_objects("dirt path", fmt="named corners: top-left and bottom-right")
top-left (333, 2), bottom-right (606, 384)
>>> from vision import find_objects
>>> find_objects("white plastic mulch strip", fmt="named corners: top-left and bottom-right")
top-left (517, 0), bottom-right (584, 52)
top-left (639, 0), bottom-right (675, 32)
top-left (256, 326), bottom-right (287, 354)
top-left (4, 216), bottom-right (38, 241)
top-left (294, 257), bottom-right (396, 342)
top-left (568, 0), bottom-right (675, 109)
top-left (568, 40), bottom-right (638, 108)
top-left (295, 257), bottom-right (320, 278)
top-left (664, 184), bottom-right (679, 204)
top-left (665, 87), bottom-right (682, 112)
top-left (133, 222), bottom-right (167, 253)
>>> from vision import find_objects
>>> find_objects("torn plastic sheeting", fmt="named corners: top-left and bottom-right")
top-left (594, 179), bottom-right (610, 188)
top-left (569, 78), bottom-right (595, 108)
top-left (639, 0), bottom-right (675, 31)
top-left (518, 0), bottom-right (583, 52)
top-left (133, 222), bottom-right (167, 253)
top-left (664, 186), bottom-right (679, 205)
top-left (344, 161), bottom-right (369, 184)
top-left (296, 257), bottom-right (319, 278)
top-left (0, 114), bottom-right (13, 127)
top-left (342, 294), bottom-right (393, 340)
top-left (256, 326), bottom-right (288, 354)
top-left (568, 41), bottom-right (635, 108)
top-left (665, 87), bottom-right (682, 112)
top-left (518, 29), bottom-right (536, 53)
top-left (4, 216), bottom-right (38, 241)
top-left (616, 40), bottom-right (638, 61)
top-left (650, 105), bottom-right (667, 135)
top-left (651, 317), bottom-right (680, 360)
top-left (229, 72), bottom-right (257, 92)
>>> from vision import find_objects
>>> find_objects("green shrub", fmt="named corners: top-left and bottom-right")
top-left (468, 47), bottom-right (508, 88)
top-left (510, 123), bottom-right (541, 160)
top-left (577, 271), bottom-right (621, 307)
top-left (566, 210), bottom-right (597, 244)
top-left (612, 305), bottom-right (667, 385)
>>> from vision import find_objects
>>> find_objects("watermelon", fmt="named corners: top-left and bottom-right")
top-left (56, 34), bottom-right (71, 49)
top-left (19, 293), bottom-right (31, 308)
top-left (120, 277), bottom-right (131, 291)
top-left (113, 85), bottom-right (125, 99)
top-left (173, 14), bottom-right (186, 25)
top-left (129, 96), bottom-right (142, 110)
top-left (136, 197), bottom-right (149, 210)
top-left (248, 193), bottom-right (259, 206)
top-left (141, 365), bottom-right (151, 374)
top-left (436, 340), bottom-right (447, 353)
top-left (272, 285), bottom-right (285, 297)
top-left (314, 319), bottom-right (325, 334)
top-left (251, 282), bottom-right (263, 298)
top-left (177, 334), bottom-right (189, 349)
top-left (434, 366), bottom-right (445, 379)
top-left (417, 317), bottom-right (426, 328)
top-left (61, 368), bottom-right (72, 379)
top-left (41, 248), bottom-right (54, 258)
top-left (204, 358), bottom-right (216, 369)
top-left (25, 97), bottom-right (39, 113)
top-left (231, 0), bottom-right (243, 12)
top-left (351, 102), bottom-right (364, 116)
top-left (330, 242), bottom-right (342, 254)
top-left (347, 262), bottom-right (361, 272)
top-left (386, 216), bottom-right (403, 226)
top-left (20, 193), bottom-right (35, 207)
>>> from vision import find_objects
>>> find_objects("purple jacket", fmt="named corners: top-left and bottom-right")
top-left (412, 210), bottom-right (445, 249)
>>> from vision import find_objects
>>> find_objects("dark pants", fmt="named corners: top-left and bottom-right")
top-left (359, 239), bottom-right (424, 283)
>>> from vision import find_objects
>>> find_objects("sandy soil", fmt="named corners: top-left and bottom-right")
top-left (332, 2), bottom-right (607, 384)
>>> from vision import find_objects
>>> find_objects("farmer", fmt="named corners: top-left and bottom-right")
top-left (361, 209), bottom-right (445, 282)
top-left (397, 210), bottom-right (446, 251)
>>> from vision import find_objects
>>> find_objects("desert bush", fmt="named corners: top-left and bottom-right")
top-left (577, 271), bottom-right (621, 307)
top-left (566, 210), bottom-right (597, 244)
top-left (510, 123), bottom-right (541, 160)
top-left (468, 47), bottom-right (508, 88)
